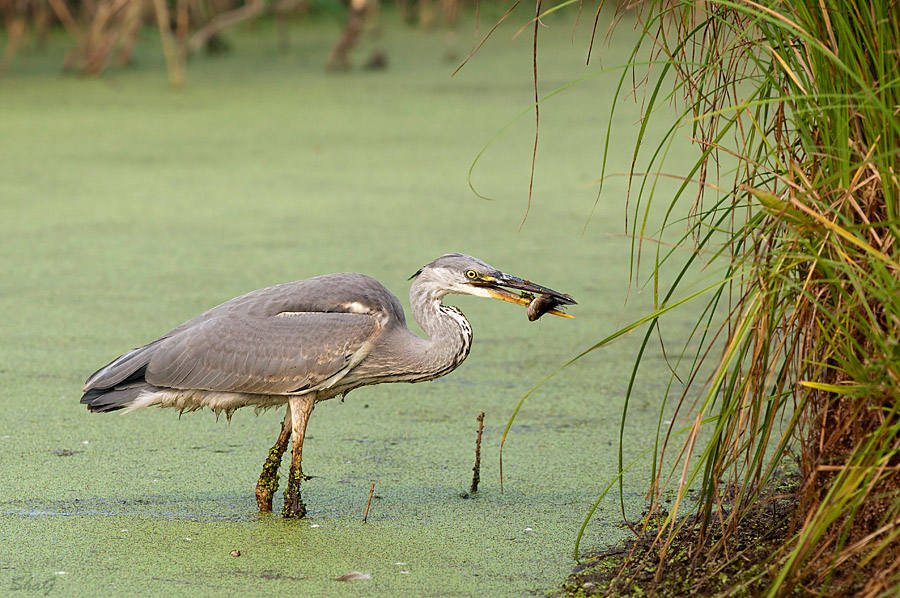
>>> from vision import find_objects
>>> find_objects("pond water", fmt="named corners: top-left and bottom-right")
top-left (0, 9), bottom-right (700, 596)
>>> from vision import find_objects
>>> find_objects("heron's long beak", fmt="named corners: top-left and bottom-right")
top-left (475, 272), bottom-right (577, 318)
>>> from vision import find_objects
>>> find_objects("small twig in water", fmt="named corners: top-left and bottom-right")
top-left (363, 482), bottom-right (375, 523)
top-left (470, 412), bottom-right (485, 495)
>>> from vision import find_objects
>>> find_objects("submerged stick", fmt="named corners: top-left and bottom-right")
top-left (363, 482), bottom-right (375, 523)
top-left (470, 412), bottom-right (485, 495)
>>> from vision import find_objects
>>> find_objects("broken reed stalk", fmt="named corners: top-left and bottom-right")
top-left (470, 412), bottom-right (485, 495)
top-left (362, 482), bottom-right (375, 523)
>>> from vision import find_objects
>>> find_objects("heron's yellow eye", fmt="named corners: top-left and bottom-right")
top-left (465, 270), bottom-right (478, 280)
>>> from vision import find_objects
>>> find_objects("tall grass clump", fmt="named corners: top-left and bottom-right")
top-left (578, 0), bottom-right (900, 595)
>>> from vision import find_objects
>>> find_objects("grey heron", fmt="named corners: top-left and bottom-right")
top-left (81, 253), bottom-right (576, 518)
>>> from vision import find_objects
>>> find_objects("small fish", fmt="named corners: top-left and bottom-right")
top-left (509, 289), bottom-right (575, 320)
top-left (527, 293), bottom-right (567, 321)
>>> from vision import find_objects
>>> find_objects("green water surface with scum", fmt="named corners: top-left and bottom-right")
top-left (1, 11), bottom-right (700, 597)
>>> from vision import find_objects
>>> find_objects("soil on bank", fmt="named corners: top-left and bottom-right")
top-left (560, 476), bottom-right (802, 597)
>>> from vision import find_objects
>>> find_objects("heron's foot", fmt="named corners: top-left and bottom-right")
top-left (282, 467), bottom-right (308, 519)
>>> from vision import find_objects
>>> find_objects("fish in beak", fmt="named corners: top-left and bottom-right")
top-left (474, 272), bottom-right (577, 320)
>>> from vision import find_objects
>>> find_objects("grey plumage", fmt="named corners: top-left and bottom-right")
top-left (81, 253), bottom-right (575, 517)
top-left (83, 273), bottom-right (402, 412)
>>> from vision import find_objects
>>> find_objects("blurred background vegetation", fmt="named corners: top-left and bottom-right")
top-left (0, 0), bottom-right (471, 83)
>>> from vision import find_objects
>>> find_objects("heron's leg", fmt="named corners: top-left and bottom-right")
top-left (282, 393), bottom-right (316, 519)
top-left (255, 405), bottom-right (292, 511)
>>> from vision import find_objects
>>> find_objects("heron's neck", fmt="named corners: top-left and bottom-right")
top-left (407, 279), bottom-right (473, 381)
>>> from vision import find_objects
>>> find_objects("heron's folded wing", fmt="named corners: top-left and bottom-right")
top-left (146, 312), bottom-right (379, 394)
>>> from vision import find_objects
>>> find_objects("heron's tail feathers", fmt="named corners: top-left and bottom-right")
top-left (82, 341), bottom-right (164, 412)
top-left (84, 341), bottom-right (161, 389)
top-left (81, 378), bottom-right (161, 412)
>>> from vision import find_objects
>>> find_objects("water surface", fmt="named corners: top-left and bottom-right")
top-left (1, 11), bottom-right (696, 596)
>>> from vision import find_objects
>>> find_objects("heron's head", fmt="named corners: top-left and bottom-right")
top-left (410, 253), bottom-right (576, 318)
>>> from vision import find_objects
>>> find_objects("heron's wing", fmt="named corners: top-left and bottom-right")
top-left (145, 311), bottom-right (379, 395)
top-left (83, 273), bottom-right (403, 397)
